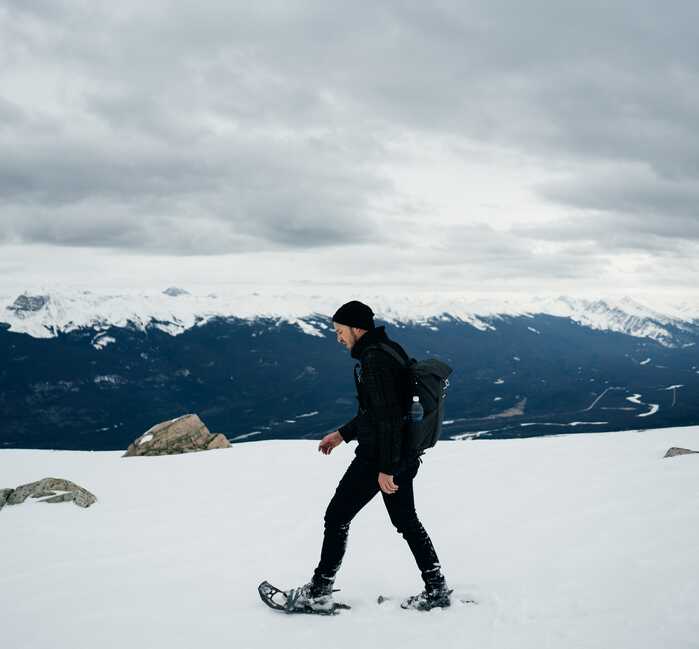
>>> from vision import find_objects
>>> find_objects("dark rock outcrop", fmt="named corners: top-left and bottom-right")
top-left (6, 293), bottom-right (50, 316)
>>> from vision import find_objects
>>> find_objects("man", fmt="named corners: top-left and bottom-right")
top-left (287, 300), bottom-right (450, 612)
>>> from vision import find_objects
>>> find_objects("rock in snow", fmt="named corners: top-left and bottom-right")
top-left (162, 287), bottom-right (190, 297)
top-left (5, 293), bottom-right (50, 317)
top-left (1, 477), bottom-right (96, 510)
top-left (0, 488), bottom-right (13, 509)
top-left (664, 446), bottom-right (699, 458)
top-left (123, 413), bottom-right (230, 457)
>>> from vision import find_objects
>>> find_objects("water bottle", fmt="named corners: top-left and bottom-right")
top-left (409, 395), bottom-right (424, 423)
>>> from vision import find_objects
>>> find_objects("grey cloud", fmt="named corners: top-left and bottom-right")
top-left (2, 204), bottom-right (263, 255)
top-left (0, 144), bottom-right (221, 204)
top-left (529, 168), bottom-right (699, 255)
top-left (541, 174), bottom-right (699, 226)
top-left (0, 102), bottom-right (385, 252)
top-left (0, 97), bottom-right (23, 128)
top-left (2, 1), bottom-right (699, 256)
top-left (512, 217), bottom-right (694, 257)
top-left (376, 222), bottom-right (611, 281)
top-left (0, 3), bottom-right (390, 252)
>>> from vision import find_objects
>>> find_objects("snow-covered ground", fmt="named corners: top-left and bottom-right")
top-left (1, 426), bottom-right (698, 649)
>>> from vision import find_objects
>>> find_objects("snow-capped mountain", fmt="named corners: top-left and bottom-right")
top-left (1, 287), bottom-right (698, 347)
top-left (2, 286), bottom-right (698, 451)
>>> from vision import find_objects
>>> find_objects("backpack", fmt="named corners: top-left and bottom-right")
top-left (358, 342), bottom-right (453, 456)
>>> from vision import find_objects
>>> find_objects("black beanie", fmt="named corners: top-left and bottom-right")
top-left (332, 300), bottom-right (375, 330)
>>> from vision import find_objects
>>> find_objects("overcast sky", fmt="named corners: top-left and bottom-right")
top-left (1, 1), bottom-right (698, 296)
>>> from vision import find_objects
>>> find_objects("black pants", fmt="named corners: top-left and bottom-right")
top-left (313, 455), bottom-right (443, 586)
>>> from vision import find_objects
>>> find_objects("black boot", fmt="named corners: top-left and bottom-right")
top-left (310, 573), bottom-right (335, 598)
top-left (401, 567), bottom-right (452, 611)
top-left (286, 574), bottom-right (335, 613)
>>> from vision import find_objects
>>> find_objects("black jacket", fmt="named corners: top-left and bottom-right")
top-left (337, 325), bottom-right (412, 474)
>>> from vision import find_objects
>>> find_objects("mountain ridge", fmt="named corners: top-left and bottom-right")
top-left (2, 287), bottom-right (698, 348)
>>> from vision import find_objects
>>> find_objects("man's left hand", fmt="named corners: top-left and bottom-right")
top-left (378, 472), bottom-right (398, 495)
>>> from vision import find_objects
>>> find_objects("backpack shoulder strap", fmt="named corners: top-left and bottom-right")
top-left (360, 341), bottom-right (410, 368)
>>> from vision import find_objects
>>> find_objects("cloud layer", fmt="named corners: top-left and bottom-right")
top-left (1, 1), bottom-right (698, 287)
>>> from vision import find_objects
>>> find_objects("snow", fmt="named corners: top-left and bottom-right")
top-left (137, 434), bottom-right (154, 446)
top-left (567, 421), bottom-right (609, 426)
top-left (92, 334), bottom-right (116, 350)
top-left (2, 426), bottom-right (698, 649)
top-left (639, 404), bottom-right (660, 417)
top-left (451, 421), bottom-right (611, 439)
top-left (1, 288), bottom-right (697, 347)
top-left (93, 375), bottom-right (126, 385)
top-left (230, 431), bottom-right (263, 441)
top-left (519, 421), bottom-right (609, 427)
top-left (288, 317), bottom-right (325, 338)
top-left (625, 394), bottom-right (660, 417)
top-left (295, 411), bottom-right (319, 418)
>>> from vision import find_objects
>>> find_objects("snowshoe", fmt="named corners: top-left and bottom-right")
top-left (258, 580), bottom-right (351, 615)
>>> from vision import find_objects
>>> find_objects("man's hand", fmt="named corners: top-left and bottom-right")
top-left (318, 430), bottom-right (343, 455)
top-left (378, 472), bottom-right (398, 495)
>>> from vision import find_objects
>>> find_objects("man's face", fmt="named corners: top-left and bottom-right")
top-left (334, 322), bottom-right (364, 350)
